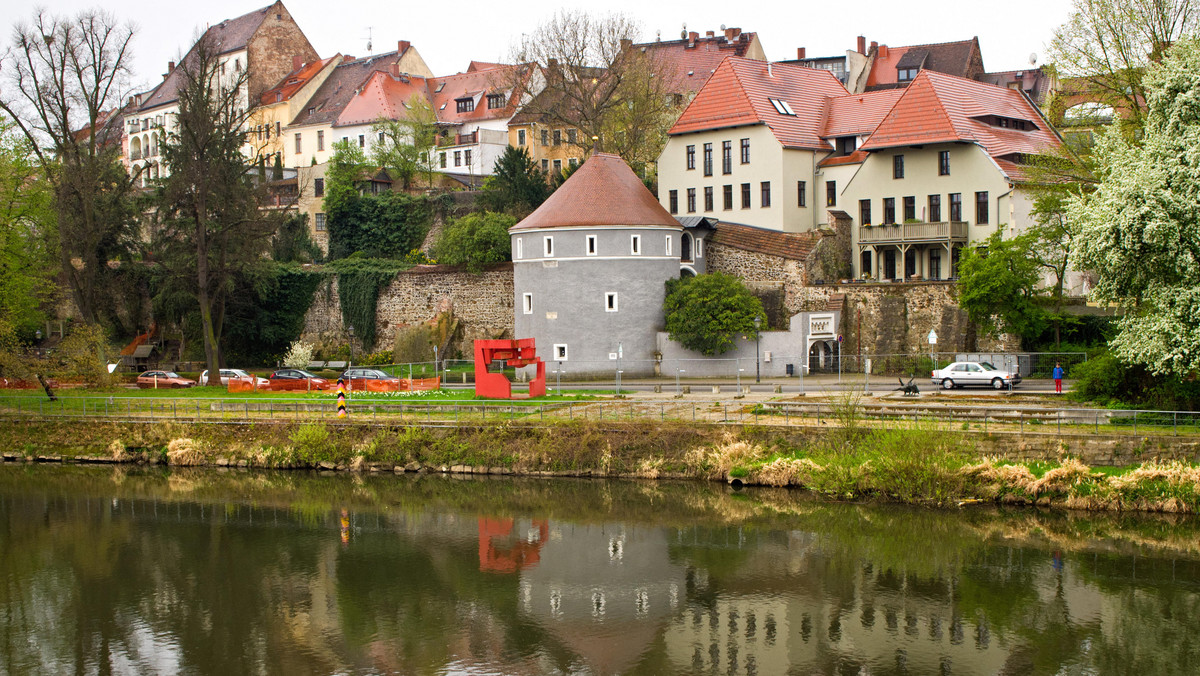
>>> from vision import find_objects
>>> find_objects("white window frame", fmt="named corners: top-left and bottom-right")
top-left (605, 292), bottom-right (618, 312)
top-left (522, 293), bottom-right (533, 315)
top-left (630, 234), bottom-right (641, 255)
top-left (553, 344), bottom-right (568, 361)
top-left (544, 236), bottom-right (554, 257)
top-left (586, 235), bottom-right (597, 256)
top-left (696, 238), bottom-right (704, 257)
top-left (665, 235), bottom-right (673, 256)
top-left (516, 238), bottom-right (523, 259)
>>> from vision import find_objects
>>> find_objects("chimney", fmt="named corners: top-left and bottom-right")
top-left (343, 55), bottom-right (355, 62)
top-left (390, 62), bottom-right (400, 78)
top-left (879, 44), bottom-right (889, 58)
top-left (397, 40), bottom-right (410, 54)
top-left (620, 38), bottom-right (632, 51)
top-left (767, 62), bottom-right (773, 77)
top-left (688, 31), bottom-right (698, 47)
top-left (292, 55), bottom-right (302, 71)
top-left (797, 47), bottom-right (806, 60)
top-left (727, 27), bottom-right (742, 41)
top-left (870, 41), bottom-right (878, 53)
top-left (167, 60), bottom-right (175, 73)
top-left (857, 36), bottom-right (867, 55)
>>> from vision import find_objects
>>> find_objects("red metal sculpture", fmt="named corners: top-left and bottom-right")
top-left (474, 338), bottom-right (546, 399)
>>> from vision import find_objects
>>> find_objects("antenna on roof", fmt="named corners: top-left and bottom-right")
top-left (365, 27), bottom-right (373, 54)
top-left (681, 23), bottom-right (687, 39)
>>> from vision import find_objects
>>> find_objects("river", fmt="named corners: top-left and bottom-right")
top-left (0, 464), bottom-right (1197, 675)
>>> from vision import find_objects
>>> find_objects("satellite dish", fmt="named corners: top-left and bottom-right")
top-left (1029, 52), bottom-right (1038, 65)
top-left (720, 24), bottom-right (726, 31)
top-left (681, 23), bottom-right (687, 39)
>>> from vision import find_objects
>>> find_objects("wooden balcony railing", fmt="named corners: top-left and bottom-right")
top-left (858, 221), bottom-right (968, 244)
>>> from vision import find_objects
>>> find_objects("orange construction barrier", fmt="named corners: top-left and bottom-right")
top-left (227, 378), bottom-right (258, 393)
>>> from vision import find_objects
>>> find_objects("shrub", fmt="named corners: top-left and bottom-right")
top-left (434, 212), bottom-right (517, 273)
top-left (664, 273), bottom-right (766, 355)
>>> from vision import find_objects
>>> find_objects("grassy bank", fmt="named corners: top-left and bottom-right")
top-left (2, 418), bottom-right (1198, 514)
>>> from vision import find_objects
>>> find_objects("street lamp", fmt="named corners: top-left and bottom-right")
top-left (347, 324), bottom-right (354, 366)
top-left (753, 315), bottom-right (762, 384)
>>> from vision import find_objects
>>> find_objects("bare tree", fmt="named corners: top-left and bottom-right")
top-left (155, 36), bottom-right (278, 382)
top-left (371, 94), bottom-right (439, 190)
top-left (0, 9), bottom-right (138, 324)
top-left (1049, 0), bottom-right (1200, 133)
top-left (511, 10), bottom-right (682, 174)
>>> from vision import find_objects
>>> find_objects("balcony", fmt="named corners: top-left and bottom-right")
top-left (859, 221), bottom-right (968, 244)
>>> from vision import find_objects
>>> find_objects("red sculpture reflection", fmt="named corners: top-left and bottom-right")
top-left (478, 517), bottom-right (549, 573)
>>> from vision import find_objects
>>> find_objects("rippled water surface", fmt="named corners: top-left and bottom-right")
top-left (1, 464), bottom-right (1199, 675)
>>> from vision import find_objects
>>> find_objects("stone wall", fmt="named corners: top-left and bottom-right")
top-left (706, 244), bottom-right (808, 321)
top-left (301, 264), bottom-right (514, 359)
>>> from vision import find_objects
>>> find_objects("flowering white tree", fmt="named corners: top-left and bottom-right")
top-left (282, 340), bottom-right (315, 369)
top-left (1070, 38), bottom-right (1200, 376)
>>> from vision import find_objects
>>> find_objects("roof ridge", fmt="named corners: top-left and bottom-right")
top-left (884, 36), bottom-right (978, 51)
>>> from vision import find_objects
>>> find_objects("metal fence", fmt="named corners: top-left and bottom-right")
top-left (2, 395), bottom-right (1196, 437)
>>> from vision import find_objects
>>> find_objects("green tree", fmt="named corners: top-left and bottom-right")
top-left (1049, 0), bottom-right (1200, 135)
top-left (1069, 38), bottom-right (1200, 376)
top-left (155, 36), bottom-right (279, 382)
top-left (663, 273), bottom-right (765, 356)
top-left (956, 232), bottom-right (1048, 344)
top-left (0, 118), bottom-right (57, 339)
top-left (0, 9), bottom-right (138, 325)
top-left (434, 212), bottom-right (516, 273)
top-left (370, 95), bottom-right (438, 190)
top-left (477, 146), bottom-right (549, 215)
top-left (270, 213), bottom-right (322, 263)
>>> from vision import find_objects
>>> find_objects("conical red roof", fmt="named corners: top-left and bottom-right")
top-left (510, 153), bottom-right (679, 231)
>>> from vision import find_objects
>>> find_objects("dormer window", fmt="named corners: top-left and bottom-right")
top-left (898, 67), bottom-right (919, 82)
top-left (487, 93), bottom-right (505, 109)
top-left (456, 98), bottom-right (475, 113)
top-left (768, 98), bottom-right (796, 115)
top-left (836, 136), bottom-right (856, 156)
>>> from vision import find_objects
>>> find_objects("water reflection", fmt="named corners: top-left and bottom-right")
top-left (1, 465), bottom-right (1199, 675)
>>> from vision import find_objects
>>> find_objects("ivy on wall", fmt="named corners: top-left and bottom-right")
top-left (326, 257), bottom-right (410, 352)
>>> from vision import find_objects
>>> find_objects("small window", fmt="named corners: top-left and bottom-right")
top-left (315, 213), bottom-right (327, 231)
top-left (883, 197), bottom-right (896, 223)
top-left (740, 138), bottom-right (750, 164)
top-left (440, 152), bottom-right (446, 168)
top-left (605, 292), bottom-right (618, 312)
top-left (898, 67), bottom-right (919, 82)
top-left (668, 189), bottom-right (678, 214)
top-left (317, 130), bottom-right (324, 152)
top-left (294, 133), bottom-right (302, 154)
top-left (697, 238), bottom-right (703, 257)
top-left (797, 181), bottom-right (807, 207)
top-left (665, 235), bottom-right (672, 256)
top-left (761, 181), bottom-right (772, 207)
top-left (544, 236), bottom-right (554, 257)
top-left (314, 178), bottom-right (324, 197)
top-left (686, 145), bottom-right (696, 170)
top-left (903, 196), bottom-right (915, 221)
top-left (487, 93), bottom-right (505, 109)
top-left (465, 149), bottom-right (472, 166)
top-left (859, 199), bottom-right (871, 225)
top-left (702, 143), bottom-right (713, 176)
top-left (949, 193), bottom-right (962, 221)
top-left (553, 159), bottom-right (561, 174)
top-left (553, 344), bottom-right (568, 361)
top-left (741, 183), bottom-right (751, 209)
top-left (928, 194), bottom-right (941, 222)
top-left (568, 158), bottom-right (577, 169)
top-left (517, 129), bottom-right (526, 145)
top-left (541, 159), bottom-right (548, 172)
top-left (939, 150), bottom-right (951, 176)
top-left (631, 235), bottom-right (641, 255)
top-left (723, 184), bottom-right (733, 210)
top-left (704, 186), bottom-right (714, 211)
top-left (825, 181), bottom-right (836, 207)
top-left (523, 293), bottom-right (533, 314)
top-left (587, 235), bottom-right (597, 256)
top-left (276, 122), bottom-right (281, 137)
top-left (721, 140), bottom-right (732, 174)
top-left (975, 191), bottom-right (989, 224)
top-left (358, 135), bottom-right (365, 148)
top-left (553, 129), bottom-right (562, 146)
top-left (454, 151), bottom-right (461, 167)
top-left (893, 154), bottom-right (904, 179)
top-left (378, 132), bottom-right (385, 144)
top-left (516, 238), bottom-right (523, 259)
top-left (687, 188), bottom-right (696, 213)
top-left (541, 129), bottom-right (549, 145)
top-left (768, 98), bottom-right (796, 115)
top-left (568, 129), bottom-right (577, 144)
top-left (456, 98), bottom-right (475, 113)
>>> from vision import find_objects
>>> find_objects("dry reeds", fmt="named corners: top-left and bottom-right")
top-left (166, 438), bottom-right (208, 466)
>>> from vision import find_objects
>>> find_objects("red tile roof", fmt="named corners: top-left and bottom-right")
top-left (669, 57), bottom-right (849, 150)
top-left (260, 56), bottom-right (337, 106)
top-left (709, 222), bottom-right (821, 260)
top-left (634, 32), bottom-right (761, 96)
top-left (511, 153), bottom-right (678, 231)
top-left (335, 70), bottom-right (431, 127)
top-left (429, 64), bottom-right (533, 125)
top-left (865, 38), bottom-right (984, 90)
top-left (289, 52), bottom-right (406, 127)
top-left (822, 90), bottom-right (904, 137)
top-left (859, 69), bottom-right (1062, 159)
top-left (817, 149), bottom-right (868, 168)
top-left (467, 61), bottom-right (508, 72)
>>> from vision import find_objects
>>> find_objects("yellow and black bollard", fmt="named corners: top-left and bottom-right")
top-left (336, 378), bottom-right (348, 418)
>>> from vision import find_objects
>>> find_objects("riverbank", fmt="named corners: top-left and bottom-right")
top-left (3, 417), bottom-right (1199, 514)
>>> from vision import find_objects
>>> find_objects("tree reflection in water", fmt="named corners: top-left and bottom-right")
top-left (1, 465), bottom-right (1199, 674)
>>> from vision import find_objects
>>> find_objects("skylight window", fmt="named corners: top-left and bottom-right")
top-left (435, 83), bottom-right (445, 93)
top-left (768, 98), bottom-right (796, 116)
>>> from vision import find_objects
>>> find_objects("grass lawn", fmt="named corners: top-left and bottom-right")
top-left (0, 385), bottom-right (603, 406)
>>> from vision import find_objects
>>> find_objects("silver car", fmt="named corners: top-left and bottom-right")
top-left (931, 361), bottom-right (1021, 390)
top-left (199, 368), bottom-right (268, 386)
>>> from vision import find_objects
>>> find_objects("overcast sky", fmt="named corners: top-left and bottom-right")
top-left (4, 0), bottom-right (1074, 95)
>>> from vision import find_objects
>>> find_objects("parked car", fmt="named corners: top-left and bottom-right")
top-left (199, 368), bottom-right (268, 387)
top-left (136, 370), bottom-right (196, 389)
top-left (931, 361), bottom-right (1021, 390)
top-left (267, 369), bottom-right (330, 391)
top-left (339, 367), bottom-right (403, 391)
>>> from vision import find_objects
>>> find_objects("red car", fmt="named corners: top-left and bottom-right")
top-left (136, 370), bottom-right (196, 389)
top-left (267, 369), bottom-right (330, 391)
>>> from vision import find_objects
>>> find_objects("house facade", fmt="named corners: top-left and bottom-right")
top-left (657, 57), bottom-right (1065, 281)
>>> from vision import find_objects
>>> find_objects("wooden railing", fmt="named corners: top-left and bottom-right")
top-left (858, 221), bottom-right (968, 243)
